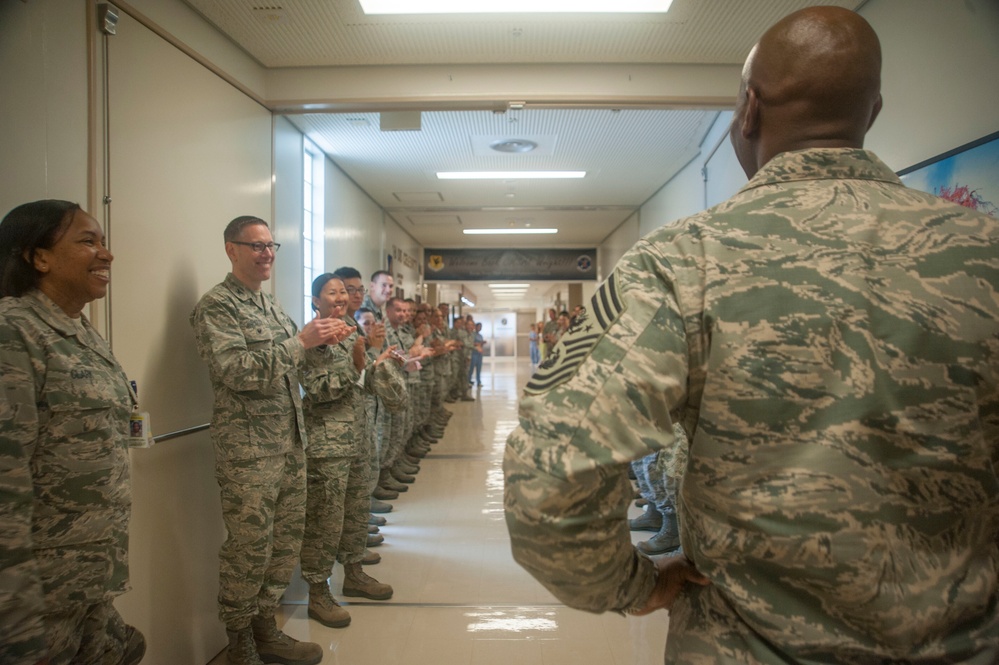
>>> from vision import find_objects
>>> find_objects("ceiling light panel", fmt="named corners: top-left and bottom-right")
top-left (438, 171), bottom-right (585, 179)
top-left (463, 228), bottom-right (558, 235)
top-left (360, 0), bottom-right (673, 14)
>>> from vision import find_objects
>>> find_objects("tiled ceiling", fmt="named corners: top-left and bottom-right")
top-left (181, 0), bottom-right (862, 304)
top-left (184, 0), bottom-right (860, 67)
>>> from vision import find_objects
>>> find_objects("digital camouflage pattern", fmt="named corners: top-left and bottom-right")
top-left (302, 335), bottom-right (363, 459)
top-left (505, 148), bottom-right (999, 663)
top-left (190, 272), bottom-right (308, 628)
top-left (0, 290), bottom-right (136, 665)
top-left (190, 273), bottom-right (307, 461)
top-left (301, 331), bottom-right (383, 576)
top-left (362, 346), bottom-right (409, 491)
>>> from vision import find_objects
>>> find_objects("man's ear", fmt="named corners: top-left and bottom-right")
top-left (739, 87), bottom-right (761, 139)
top-left (867, 93), bottom-right (883, 131)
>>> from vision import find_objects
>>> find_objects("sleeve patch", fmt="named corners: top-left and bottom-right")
top-left (524, 273), bottom-right (625, 396)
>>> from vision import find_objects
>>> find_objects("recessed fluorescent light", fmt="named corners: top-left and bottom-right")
top-left (361, 0), bottom-right (672, 13)
top-left (438, 171), bottom-right (585, 180)
top-left (463, 228), bottom-right (558, 235)
top-left (489, 284), bottom-right (530, 288)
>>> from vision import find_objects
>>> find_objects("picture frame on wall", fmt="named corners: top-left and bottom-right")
top-left (897, 130), bottom-right (999, 219)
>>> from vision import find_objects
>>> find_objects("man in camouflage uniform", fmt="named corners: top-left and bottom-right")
top-left (190, 216), bottom-right (347, 665)
top-left (378, 297), bottom-right (415, 494)
top-left (505, 7), bottom-right (999, 664)
top-left (361, 270), bottom-right (393, 322)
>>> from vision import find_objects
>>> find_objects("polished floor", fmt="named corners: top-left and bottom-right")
top-left (212, 358), bottom-right (669, 665)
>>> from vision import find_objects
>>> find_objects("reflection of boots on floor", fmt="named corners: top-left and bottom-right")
top-left (637, 510), bottom-right (681, 555)
top-left (628, 503), bottom-right (663, 532)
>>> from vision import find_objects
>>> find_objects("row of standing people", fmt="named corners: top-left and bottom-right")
top-left (0, 204), bottom-right (480, 665)
top-left (190, 228), bottom-right (483, 665)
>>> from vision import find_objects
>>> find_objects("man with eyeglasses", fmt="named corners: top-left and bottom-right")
top-left (190, 216), bottom-right (351, 665)
top-left (332, 267), bottom-right (396, 540)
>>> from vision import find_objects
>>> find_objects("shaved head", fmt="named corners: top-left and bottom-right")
top-left (731, 6), bottom-right (883, 177)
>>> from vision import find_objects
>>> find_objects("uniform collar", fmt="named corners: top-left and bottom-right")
top-left (23, 289), bottom-right (118, 365)
top-left (224, 272), bottom-right (267, 309)
top-left (740, 148), bottom-right (902, 194)
top-left (23, 289), bottom-right (84, 336)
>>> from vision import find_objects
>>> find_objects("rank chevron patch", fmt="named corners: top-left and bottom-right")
top-left (525, 273), bottom-right (625, 395)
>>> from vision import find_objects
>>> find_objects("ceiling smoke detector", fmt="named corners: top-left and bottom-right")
top-left (490, 139), bottom-right (537, 154)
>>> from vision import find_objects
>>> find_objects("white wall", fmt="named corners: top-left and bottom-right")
top-left (273, 116), bottom-right (307, 325)
top-left (102, 10), bottom-right (273, 665)
top-left (0, 1), bottom-right (90, 213)
top-left (634, 0), bottom-right (999, 239)
top-left (384, 216), bottom-right (424, 300)
top-left (598, 212), bottom-right (641, 279)
top-left (325, 160), bottom-right (386, 280)
top-left (862, 0), bottom-right (999, 170)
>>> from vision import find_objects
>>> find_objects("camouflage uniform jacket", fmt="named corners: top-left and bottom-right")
top-left (457, 328), bottom-right (474, 360)
top-left (430, 326), bottom-right (451, 375)
top-left (302, 332), bottom-right (363, 459)
top-left (190, 273), bottom-right (306, 461)
top-left (360, 295), bottom-right (384, 322)
top-left (390, 322), bottom-right (422, 386)
top-left (504, 148), bottom-right (999, 661)
top-left (1, 290), bottom-right (136, 665)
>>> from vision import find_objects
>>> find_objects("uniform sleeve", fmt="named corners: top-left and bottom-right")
top-left (190, 295), bottom-right (305, 393)
top-left (302, 345), bottom-right (359, 404)
top-left (503, 240), bottom-right (691, 613)
top-left (0, 322), bottom-right (48, 665)
top-left (365, 359), bottom-right (407, 413)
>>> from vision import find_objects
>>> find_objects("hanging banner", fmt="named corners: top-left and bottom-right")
top-left (424, 248), bottom-right (597, 281)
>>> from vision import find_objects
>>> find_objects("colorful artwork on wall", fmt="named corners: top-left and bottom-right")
top-left (898, 131), bottom-right (999, 218)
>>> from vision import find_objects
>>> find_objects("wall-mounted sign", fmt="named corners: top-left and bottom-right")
top-left (424, 248), bottom-right (597, 281)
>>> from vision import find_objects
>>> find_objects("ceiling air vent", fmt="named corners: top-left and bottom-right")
top-left (252, 5), bottom-right (288, 24)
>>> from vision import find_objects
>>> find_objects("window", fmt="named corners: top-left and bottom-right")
top-left (303, 140), bottom-right (325, 321)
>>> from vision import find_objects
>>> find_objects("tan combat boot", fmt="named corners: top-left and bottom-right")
top-left (251, 614), bottom-right (322, 665)
top-left (226, 627), bottom-right (264, 665)
top-left (308, 582), bottom-right (351, 628)
top-left (342, 562), bottom-right (394, 600)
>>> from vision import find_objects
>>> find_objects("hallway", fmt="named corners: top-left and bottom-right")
top-left (252, 359), bottom-right (668, 665)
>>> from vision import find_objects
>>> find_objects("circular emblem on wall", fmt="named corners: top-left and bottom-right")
top-left (576, 255), bottom-right (593, 271)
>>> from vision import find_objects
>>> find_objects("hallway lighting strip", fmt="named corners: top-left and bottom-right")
top-left (438, 171), bottom-right (585, 179)
top-left (362, 0), bottom-right (672, 13)
top-left (464, 228), bottom-right (557, 235)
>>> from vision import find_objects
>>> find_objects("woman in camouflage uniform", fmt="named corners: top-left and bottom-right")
top-left (300, 274), bottom-right (397, 629)
top-left (0, 200), bottom-right (145, 665)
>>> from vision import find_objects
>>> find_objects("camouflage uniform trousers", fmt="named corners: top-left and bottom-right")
top-left (215, 449), bottom-right (306, 629)
top-left (301, 453), bottom-right (371, 581)
top-left (378, 407), bottom-right (407, 470)
top-left (413, 377), bottom-right (430, 434)
top-left (45, 600), bottom-right (131, 665)
top-left (363, 394), bottom-right (381, 494)
top-left (631, 450), bottom-right (676, 515)
top-left (460, 353), bottom-right (473, 398)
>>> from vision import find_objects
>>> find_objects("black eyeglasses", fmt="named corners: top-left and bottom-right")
top-left (346, 286), bottom-right (366, 296)
top-left (231, 241), bottom-right (281, 253)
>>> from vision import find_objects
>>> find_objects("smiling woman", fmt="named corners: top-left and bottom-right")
top-left (0, 200), bottom-right (145, 665)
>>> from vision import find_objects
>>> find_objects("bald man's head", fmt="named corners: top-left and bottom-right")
top-left (730, 6), bottom-right (883, 177)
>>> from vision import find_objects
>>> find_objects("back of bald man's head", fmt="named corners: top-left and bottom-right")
top-left (740, 6), bottom-right (882, 155)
